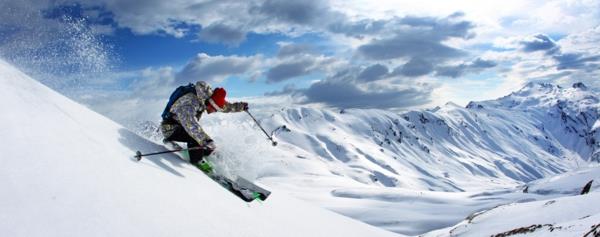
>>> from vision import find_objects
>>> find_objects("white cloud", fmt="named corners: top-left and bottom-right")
top-left (299, 78), bottom-right (436, 110)
top-left (265, 54), bottom-right (339, 83)
top-left (176, 53), bottom-right (262, 84)
top-left (338, 0), bottom-right (598, 36)
top-left (559, 25), bottom-right (600, 54)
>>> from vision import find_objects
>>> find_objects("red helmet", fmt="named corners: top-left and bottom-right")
top-left (209, 87), bottom-right (227, 111)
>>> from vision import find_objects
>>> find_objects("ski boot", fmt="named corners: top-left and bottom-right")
top-left (195, 160), bottom-right (213, 174)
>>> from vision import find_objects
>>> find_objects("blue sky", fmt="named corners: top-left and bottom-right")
top-left (1, 0), bottom-right (599, 125)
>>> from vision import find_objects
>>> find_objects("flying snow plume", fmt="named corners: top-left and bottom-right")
top-left (0, 2), bottom-right (115, 91)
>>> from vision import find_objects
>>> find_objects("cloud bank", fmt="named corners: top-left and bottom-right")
top-left (2, 0), bottom-right (600, 116)
top-left (176, 53), bottom-right (261, 84)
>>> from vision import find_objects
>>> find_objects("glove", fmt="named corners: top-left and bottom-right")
top-left (240, 102), bottom-right (249, 111)
top-left (200, 139), bottom-right (217, 157)
top-left (203, 139), bottom-right (216, 154)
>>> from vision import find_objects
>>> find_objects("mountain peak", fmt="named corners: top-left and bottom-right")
top-left (522, 81), bottom-right (561, 91)
top-left (476, 81), bottom-right (599, 112)
top-left (511, 82), bottom-right (558, 99)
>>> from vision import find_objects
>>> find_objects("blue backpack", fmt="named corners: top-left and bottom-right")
top-left (161, 83), bottom-right (196, 120)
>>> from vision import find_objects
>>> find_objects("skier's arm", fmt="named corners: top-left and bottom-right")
top-left (173, 104), bottom-right (212, 145)
top-left (221, 102), bottom-right (248, 113)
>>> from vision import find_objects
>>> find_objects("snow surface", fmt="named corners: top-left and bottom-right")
top-left (425, 167), bottom-right (600, 237)
top-left (426, 194), bottom-right (600, 237)
top-left (0, 59), bottom-right (398, 237)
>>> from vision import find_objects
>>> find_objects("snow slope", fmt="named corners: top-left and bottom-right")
top-left (424, 166), bottom-right (600, 237)
top-left (0, 59), bottom-right (398, 237)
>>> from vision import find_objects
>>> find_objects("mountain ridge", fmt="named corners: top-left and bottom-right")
top-left (262, 81), bottom-right (598, 191)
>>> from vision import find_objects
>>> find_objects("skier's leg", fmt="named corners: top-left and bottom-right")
top-left (163, 123), bottom-right (186, 142)
top-left (164, 124), bottom-right (206, 164)
top-left (186, 139), bottom-right (204, 164)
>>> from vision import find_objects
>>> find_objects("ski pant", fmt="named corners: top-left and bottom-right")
top-left (163, 122), bottom-right (212, 164)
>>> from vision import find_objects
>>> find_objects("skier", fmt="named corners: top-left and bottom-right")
top-left (160, 81), bottom-right (248, 168)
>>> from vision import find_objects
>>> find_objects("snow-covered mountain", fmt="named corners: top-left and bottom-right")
top-left (127, 78), bottom-right (600, 235)
top-left (0, 59), bottom-right (398, 237)
top-left (225, 82), bottom-right (599, 235)
top-left (261, 82), bottom-right (599, 192)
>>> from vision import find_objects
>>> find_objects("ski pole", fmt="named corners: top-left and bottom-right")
top-left (135, 146), bottom-right (204, 161)
top-left (245, 110), bottom-right (278, 146)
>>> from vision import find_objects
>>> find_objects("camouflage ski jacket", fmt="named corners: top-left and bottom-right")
top-left (160, 81), bottom-right (246, 146)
